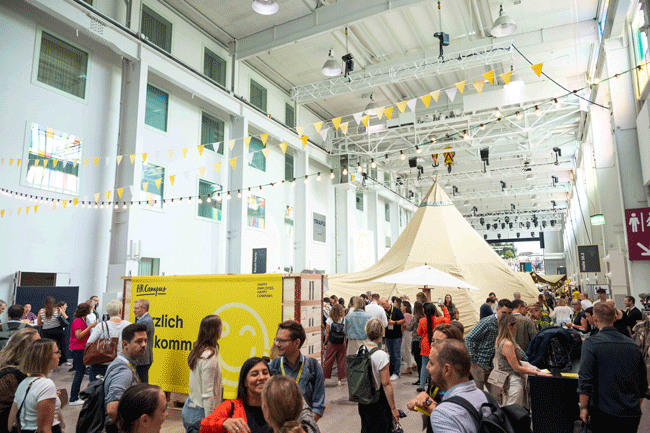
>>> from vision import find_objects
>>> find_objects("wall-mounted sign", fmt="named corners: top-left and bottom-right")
top-left (577, 245), bottom-right (601, 273)
top-left (313, 212), bottom-right (326, 243)
top-left (252, 248), bottom-right (267, 274)
top-left (624, 207), bottom-right (650, 260)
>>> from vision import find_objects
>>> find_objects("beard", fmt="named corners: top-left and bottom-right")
top-left (432, 371), bottom-right (448, 392)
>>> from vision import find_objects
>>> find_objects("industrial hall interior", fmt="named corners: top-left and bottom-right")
top-left (2, 0), bottom-right (650, 431)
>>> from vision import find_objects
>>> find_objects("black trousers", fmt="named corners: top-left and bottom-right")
top-left (42, 327), bottom-right (64, 363)
top-left (589, 407), bottom-right (641, 433)
top-left (411, 339), bottom-right (422, 383)
top-left (358, 386), bottom-right (393, 433)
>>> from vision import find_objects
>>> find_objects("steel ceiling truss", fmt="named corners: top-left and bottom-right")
top-left (449, 184), bottom-right (569, 200)
top-left (291, 40), bottom-right (515, 103)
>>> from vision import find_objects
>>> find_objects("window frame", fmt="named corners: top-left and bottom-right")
top-left (249, 78), bottom-right (268, 112)
top-left (356, 191), bottom-right (364, 212)
top-left (195, 177), bottom-right (224, 224)
top-left (200, 110), bottom-right (225, 155)
top-left (144, 82), bottom-right (170, 134)
top-left (138, 257), bottom-right (161, 276)
top-left (140, 3), bottom-right (174, 53)
top-left (202, 45), bottom-right (228, 88)
top-left (31, 28), bottom-right (91, 104)
top-left (285, 103), bottom-right (295, 128)
top-left (285, 151), bottom-right (294, 182)
top-left (385, 202), bottom-right (390, 222)
top-left (248, 136), bottom-right (266, 172)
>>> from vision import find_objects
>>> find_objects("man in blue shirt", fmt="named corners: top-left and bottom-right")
top-left (269, 320), bottom-right (325, 421)
top-left (479, 298), bottom-right (495, 319)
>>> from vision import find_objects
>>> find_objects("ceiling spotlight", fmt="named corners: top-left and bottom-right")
top-left (252, 0), bottom-right (279, 15)
top-left (342, 53), bottom-right (354, 77)
top-left (491, 4), bottom-right (517, 37)
top-left (364, 93), bottom-right (378, 115)
top-left (321, 49), bottom-right (341, 77)
top-left (400, 150), bottom-right (405, 160)
top-left (371, 159), bottom-right (376, 169)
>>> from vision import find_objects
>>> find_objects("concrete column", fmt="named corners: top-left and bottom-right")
top-left (226, 115), bottom-right (247, 274)
top-left (294, 150), bottom-right (309, 271)
top-left (367, 190), bottom-right (379, 264)
top-left (334, 185), bottom-right (350, 273)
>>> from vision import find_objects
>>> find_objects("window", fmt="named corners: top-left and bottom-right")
top-left (384, 172), bottom-right (390, 187)
top-left (145, 84), bottom-right (168, 132)
top-left (285, 103), bottom-right (295, 128)
top-left (356, 191), bottom-right (364, 211)
top-left (631, 5), bottom-right (649, 97)
top-left (140, 163), bottom-right (164, 208)
top-left (250, 79), bottom-right (267, 112)
top-left (204, 48), bottom-right (227, 87)
top-left (24, 123), bottom-right (82, 195)
top-left (386, 236), bottom-right (392, 248)
top-left (139, 257), bottom-right (160, 276)
top-left (201, 112), bottom-right (224, 154)
top-left (141, 5), bottom-right (172, 53)
top-left (248, 137), bottom-right (266, 172)
top-left (385, 203), bottom-right (390, 222)
top-left (35, 31), bottom-right (88, 99)
top-left (247, 195), bottom-right (265, 229)
top-left (197, 179), bottom-right (222, 221)
top-left (285, 152), bottom-right (294, 182)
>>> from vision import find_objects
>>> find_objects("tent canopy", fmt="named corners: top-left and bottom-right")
top-left (327, 181), bottom-right (540, 330)
top-left (530, 272), bottom-right (567, 288)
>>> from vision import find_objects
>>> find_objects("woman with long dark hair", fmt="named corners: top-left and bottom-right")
top-left (69, 302), bottom-right (97, 405)
top-left (37, 297), bottom-right (65, 366)
top-left (407, 301), bottom-right (425, 387)
top-left (116, 383), bottom-right (168, 433)
top-left (322, 304), bottom-right (346, 385)
top-left (443, 294), bottom-right (459, 321)
top-left (416, 303), bottom-right (450, 391)
top-left (182, 315), bottom-right (223, 431)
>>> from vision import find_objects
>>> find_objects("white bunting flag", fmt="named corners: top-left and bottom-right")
top-left (445, 87), bottom-right (457, 102)
top-left (319, 127), bottom-right (329, 141)
top-left (352, 112), bottom-right (363, 125)
top-left (406, 98), bottom-right (417, 113)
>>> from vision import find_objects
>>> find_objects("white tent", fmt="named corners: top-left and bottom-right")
top-left (327, 181), bottom-right (539, 330)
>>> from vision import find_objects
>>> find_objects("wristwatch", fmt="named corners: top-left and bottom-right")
top-left (578, 404), bottom-right (588, 410)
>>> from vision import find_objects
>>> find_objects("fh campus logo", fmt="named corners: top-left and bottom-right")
top-left (135, 284), bottom-right (167, 296)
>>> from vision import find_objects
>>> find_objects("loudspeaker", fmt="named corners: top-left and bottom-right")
top-left (409, 157), bottom-right (417, 168)
top-left (480, 148), bottom-right (489, 160)
top-left (539, 232), bottom-right (545, 249)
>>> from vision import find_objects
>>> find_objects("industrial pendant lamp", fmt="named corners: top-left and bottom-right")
top-left (491, 4), bottom-right (517, 37)
top-left (364, 94), bottom-right (378, 115)
top-left (252, 0), bottom-right (279, 15)
top-left (321, 49), bottom-right (341, 77)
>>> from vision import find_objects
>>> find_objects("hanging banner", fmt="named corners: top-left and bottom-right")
top-left (130, 275), bottom-right (283, 397)
top-left (443, 146), bottom-right (455, 165)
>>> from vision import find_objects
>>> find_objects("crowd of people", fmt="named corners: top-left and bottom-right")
top-left (0, 285), bottom-right (649, 433)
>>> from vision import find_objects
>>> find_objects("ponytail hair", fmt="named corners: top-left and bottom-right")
top-left (262, 376), bottom-right (303, 433)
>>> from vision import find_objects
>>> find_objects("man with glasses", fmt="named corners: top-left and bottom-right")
top-left (269, 320), bottom-right (326, 421)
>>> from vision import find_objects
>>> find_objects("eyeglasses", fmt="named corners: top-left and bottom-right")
top-left (274, 338), bottom-right (294, 344)
top-left (53, 350), bottom-right (61, 354)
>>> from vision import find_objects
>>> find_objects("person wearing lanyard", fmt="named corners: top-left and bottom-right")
top-left (104, 323), bottom-right (148, 433)
top-left (381, 298), bottom-right (405, 381)
top-left (268, 321), bottom-right (325, 422)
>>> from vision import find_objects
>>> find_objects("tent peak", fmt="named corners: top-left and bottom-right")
top-left (419, 181), bottom-right (453, 207)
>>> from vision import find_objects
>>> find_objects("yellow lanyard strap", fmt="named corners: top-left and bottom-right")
top-left (280, 357), bottom-right (304, 384)
top-left (127, 361), bottom-right (141, 384)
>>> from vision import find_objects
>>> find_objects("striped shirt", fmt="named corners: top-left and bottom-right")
top-left (40, 309), bottom-right (60, 330)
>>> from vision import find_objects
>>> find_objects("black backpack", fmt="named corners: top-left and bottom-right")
top-left (441, 390), bottom-right (531, 433)
top-left (329, 320), bottom-right (345, 344)
top-left (76, 378), bottom-right (106, 433)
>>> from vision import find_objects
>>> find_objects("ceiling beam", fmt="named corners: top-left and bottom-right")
top-left (233, 0), bottom-right (430, 60)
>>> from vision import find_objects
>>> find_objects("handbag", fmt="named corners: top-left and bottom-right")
top-left (83, 321), bottom-right (118, 365)
top-left (487, 353), bottom-right (510, 395)
top-left (9, 377), bottom-right (39, 433)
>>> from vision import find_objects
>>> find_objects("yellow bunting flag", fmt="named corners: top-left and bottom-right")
top-left (473, 80), bottom-right (485, 94)
top-left (260, 133), bottom-right (269, 146)
top-left (454, 81), bottom-right (466, 94)
top-left (62, 201), bottom-right (67, 209)
top-left (34, 159), bottom-right (40, 167)
top-left (500, 70), bottom-right (513, 85)
top-left (198, 145), bottom-right (205, 156)
top-left (483, 70), bottom-right (495, 85)
top-left (52, 202), bottom-right (57, 210)
top-left (300, 136), bottom-right (309, 147)
top-left (198, 167), bottom-right (206, 178)
top-left (130, 154), bottom-right (136, 164)
top-left (83, 158), bottom-right (89, 167)
top-left (0, 210), bottom-right (4, 218)
top-left (340, 123), bottom-right (349, 134)
top-left (16, 159), bottom-right (21, 167)
top-left (384, 107), bottom-right (394, 120)
top-left (43, 159), bottom-right (49, 168)
top-left (361, 115), bottom-right (370, 128)
top-left (52, 159), bottom-right (58, 168)
top-left (26, 206), bottom-right (30, 214)
top-left (279, 142), bottom-right (288, 154)
top-left (117, 188), bottom-right (123, 199)
top-left (142, 182), bottom-right (149, 192)
top-left (332, 117), bottom-right (342, 130)
top-left (313, 121), bottom-right (323, 133)
top-left (243, 137), bottom-right (252, 149)
top-left (228, 140), bottom-right (236, 151)
top-left (94, 193), bottom-right (100, 203)
top-left (431, 90), bottom-right (441, 103)
top-left (229, 157), bottom-right (237, 169)
top-left (94, 157), bottom-right (100, 166)
top-left (168, 149), bottom-right (174, 160)
top-left (262, 148), bottom-right (270, 159)
top-left (531, 62), bottom-right (543, 77)
top-left (9, 159), bottom-right (14, 166)
top-left (182, 148), bottom-right (188, 158)
top-left (142, 153), bottom-right (148, 163)
top-left (420, 94), bottom-right (432, 108)
top-left (169, 175), bottom-right (176, 186)
top-left (105, 191), bottom-right (111, 201)
top-left (396, 100), bottom-right (408, 113)
top-left (155, 178), bottom-right (163, 189)
top-left (73, 198), bottom-right (78, 206)
top-left (34, 205), bottom-right (38, 213)
top-left (73, 158), bottom-right (78, 167)
top-left (371, 107), bottom-right (382, 120)
top-left (116, 155), bottom-right (123, 166)
top-left (17, 208), bottom-right (21, 215)
top-left (296, 125), bottom-right (305, 136)
top-left (214, 163), bottom-right (221, 173)
top-left (1, 158), bottom-right (4, 165)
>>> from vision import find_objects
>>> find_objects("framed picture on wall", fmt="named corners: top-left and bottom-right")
top-left (313, 212), bottom-right (326, 243)
top-left (247, 195), bottom-right (265, 229)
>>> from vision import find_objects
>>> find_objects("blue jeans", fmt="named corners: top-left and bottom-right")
top-left (182, 397), bottom-right (206, 432)
top-left (70, 349), bottom-right (86, 402)
top-left (386, 337), bottom-right (402, 377)
top-left (420, 355), bottom-right (430, 389)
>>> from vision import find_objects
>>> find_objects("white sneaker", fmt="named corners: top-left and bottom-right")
top-left (69, 400), bottom-right (84, 406)
top-left (390, 374), bottom-right (399, 381)
top-left (337, 380), bottom-right (342, 386)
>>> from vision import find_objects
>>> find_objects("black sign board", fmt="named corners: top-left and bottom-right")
top-left (252, 248), bottom-right (267, 274)
top-left (577, 245), bottom-right (601, 273)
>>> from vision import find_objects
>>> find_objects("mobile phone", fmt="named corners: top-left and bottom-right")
top-left (438, 298), bottom-right (443, 304)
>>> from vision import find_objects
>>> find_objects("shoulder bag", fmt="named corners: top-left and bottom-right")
top-left (9, 377), bottom-right (39, 433)
top-left (487, 350), bottom-right (510, 400)
top-left (83, 321), bottom-right (119, 365)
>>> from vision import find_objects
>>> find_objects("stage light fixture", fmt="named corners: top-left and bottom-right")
top-left (252, 0), bottom-right (279, 15)
top-left (364, 93), bottom-right (378, 115)
top-left (491, 4), bottom-right (517, 37)
top-left (321, 49), bottom-right (341, 77)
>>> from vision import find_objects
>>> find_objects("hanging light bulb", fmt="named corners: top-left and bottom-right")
top-left (237, 190), bottom-right (242, 198)
top-left (100, 203), bottom-right (104, 209)
top-left (463, 130), bottom-right (469, 140)
top-left (371, 159), bottom-right (376, 169)
top-left (292, 178), bottom-right (296, 185)
top-left (94, 203), bottom-right (98, 209)
top-left (495, 109), bottom-right (502, 119)
top-left (400, 150), bottom-right (405, 160)
top-left (122, 203), bottom-right (127, 209)
top-left (81, 202), bottom-right (86, 208)
top-left (130, 202), bottom-right (134, 208)
top-left (480, 124), bottom-right (486, 130)
top-left (198, 197), bottom-right (203, 204)
top-left (227, 192), bottom-right (231, 200)
top-left (317, 172), bottom-right (321, 181)
top-left (248, 188), bottom-right (252, 196)
top-left (114, 204), bottom-right (119, 209)
top-left (554, 98), bottom-right (560, 108)
top-left (207, 196), bottom-right (212, 203)
top-left (259, 185), bottom-right (263, 191)
top-left (216, 194), bottom-right (222, 202)
top-left (357, 162), bottom-right (362, 172)
top-left (330, 169), bottom-right (334, 179)
top-left (515, 111), bottom-right (522, 120)
top-left (416, 146), bottom-right (421, 154)
top-left (304, 175), bottom-right (309, 184)
top-left (615, 73), bottom-right (621, 80)
top-left (593, 77), bottom-right (600, 85)
top-left (535, 105), bottom-right (541, 117)
top-left (342, 167), bottom-right (348, 175)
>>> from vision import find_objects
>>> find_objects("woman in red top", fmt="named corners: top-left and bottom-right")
top-left (416, 303), bottom-right (450, 391)
top-left (200, 357), bottom-right (271, 433)
top-left (69, 302), bottom-right (97, 405)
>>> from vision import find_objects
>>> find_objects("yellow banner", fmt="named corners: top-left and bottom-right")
top-left (198, 145), bottom-right (205, 156)
top-left (105, 191), bottom-right (111, 201)
top-left (142, 153), bottom-right (148, 163)
top-left (374, 107), bottom-right (384, 119)
top-left (229, 157), bottom-right (237, 169)
top-left (73, 198), bottom-right (78, 206)
top-left (332, 117), bottom-right (342, 130)
top-left (214, 163), bottom-right (221, 173)
top-left (420, 94), bottom-right (432, 108)
top-left (431, 90), bottom-right (440, 103)
top-left (500, 71), bottom-right (513, 85)
top-left (169, 175), bottom-right (176, 186)
top-left (339, 123), bottom-right (348, 135)
top-left (472, 80), bottom-right (485, 94)
top-left (454, 81), bottom-right (466, 94)
top-left (129, 275), bottom-right (283, 396)
top-left (279, 142), bottom-right (288, 154)
top-left (260, 133), bottom-right (269, 146)
top-left (244, 137), bottom-right (252, 149)
top-left (168, 150), bottom-right (174, 160)
top-left (313, 121), bottom-right (323, 133)
top-left (483, 70), bottom-right (495, 85)
top-left (155, 178), bottom-right (163, 189)
top-left (130, 154), bottom-right (136, 164)
top-left (361, 115), bottom-right (370, 128)
top-left (396, 100), bottom-right (408, 113)
top-left (384, 106), bottom-right (394, 120)
top-left (94, 158), bottom-right (100, 166)
top-left (198, 167), bottom-right (206, 178)
top-left (117, 188), bottom-right (124, 199)
top-left (182, 148), bottom-right (188, 158)
top-left (300, 136), bottom-right (309, 147)
top-left (531, 62), bottom-right (543, 77)
top-left (52, 159), bottom-right (58, 168)
top-left (117, 155), bottom-right (123, 166)
top-left (94, 193), bottom-right (100, 203)
top-left (262, 148), bottom-right (270, 159)
top-left (228, 140), bottom-right (236, 151)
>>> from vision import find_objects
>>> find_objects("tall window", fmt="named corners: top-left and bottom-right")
top-left (384, 172), bottom-right (390, 187)
top-left (356, 191), bottom-right (364, 211)
top-left (141, 5), bottom-right (172, 53)
top-left (632, 5), bottom-right (650, 97)
top-left (198, 180), bottom-right (222, 221)
top-left (35, 31), bottom-right (88, 100)
top-left (285, 152), bottom-right (294, 181)
top-left (204, 48), bottom-right (226, 87)
top-left (385, 203), bottom-right (390, 222)
top-left (201, 112), bottom-right (224, 154)
top-left (139, 257), bottom-right (160, 276)
top-left (248, 137), bottom-right (266, 172)
top-left (285, 103), bottom-right (295, 128)
top-left (140, 163), bottom-right (164, 208)
top-left (250, 79), bottom-right (267, 112)
top-left (145, 84), bottom-right (169, 132)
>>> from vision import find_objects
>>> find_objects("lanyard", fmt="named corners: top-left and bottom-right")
top-left (127, 361), bottom-right (141, 384)
top-left (388, 307), bottom-right (393, 320)
top-left (280, 357), bottom-right (304, 384)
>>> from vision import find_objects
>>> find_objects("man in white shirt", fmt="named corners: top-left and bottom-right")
top-left (580, 292), bottom-right (593, 310)
top-left (365, 294), bottom-right (388, 328)
top-left (592, 288), bottom-right (608, 306)
top-left (86, 297), bottom-right (99, 326)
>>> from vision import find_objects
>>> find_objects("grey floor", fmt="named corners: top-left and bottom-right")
top-left (51, 361), bottom-right (650, 433)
